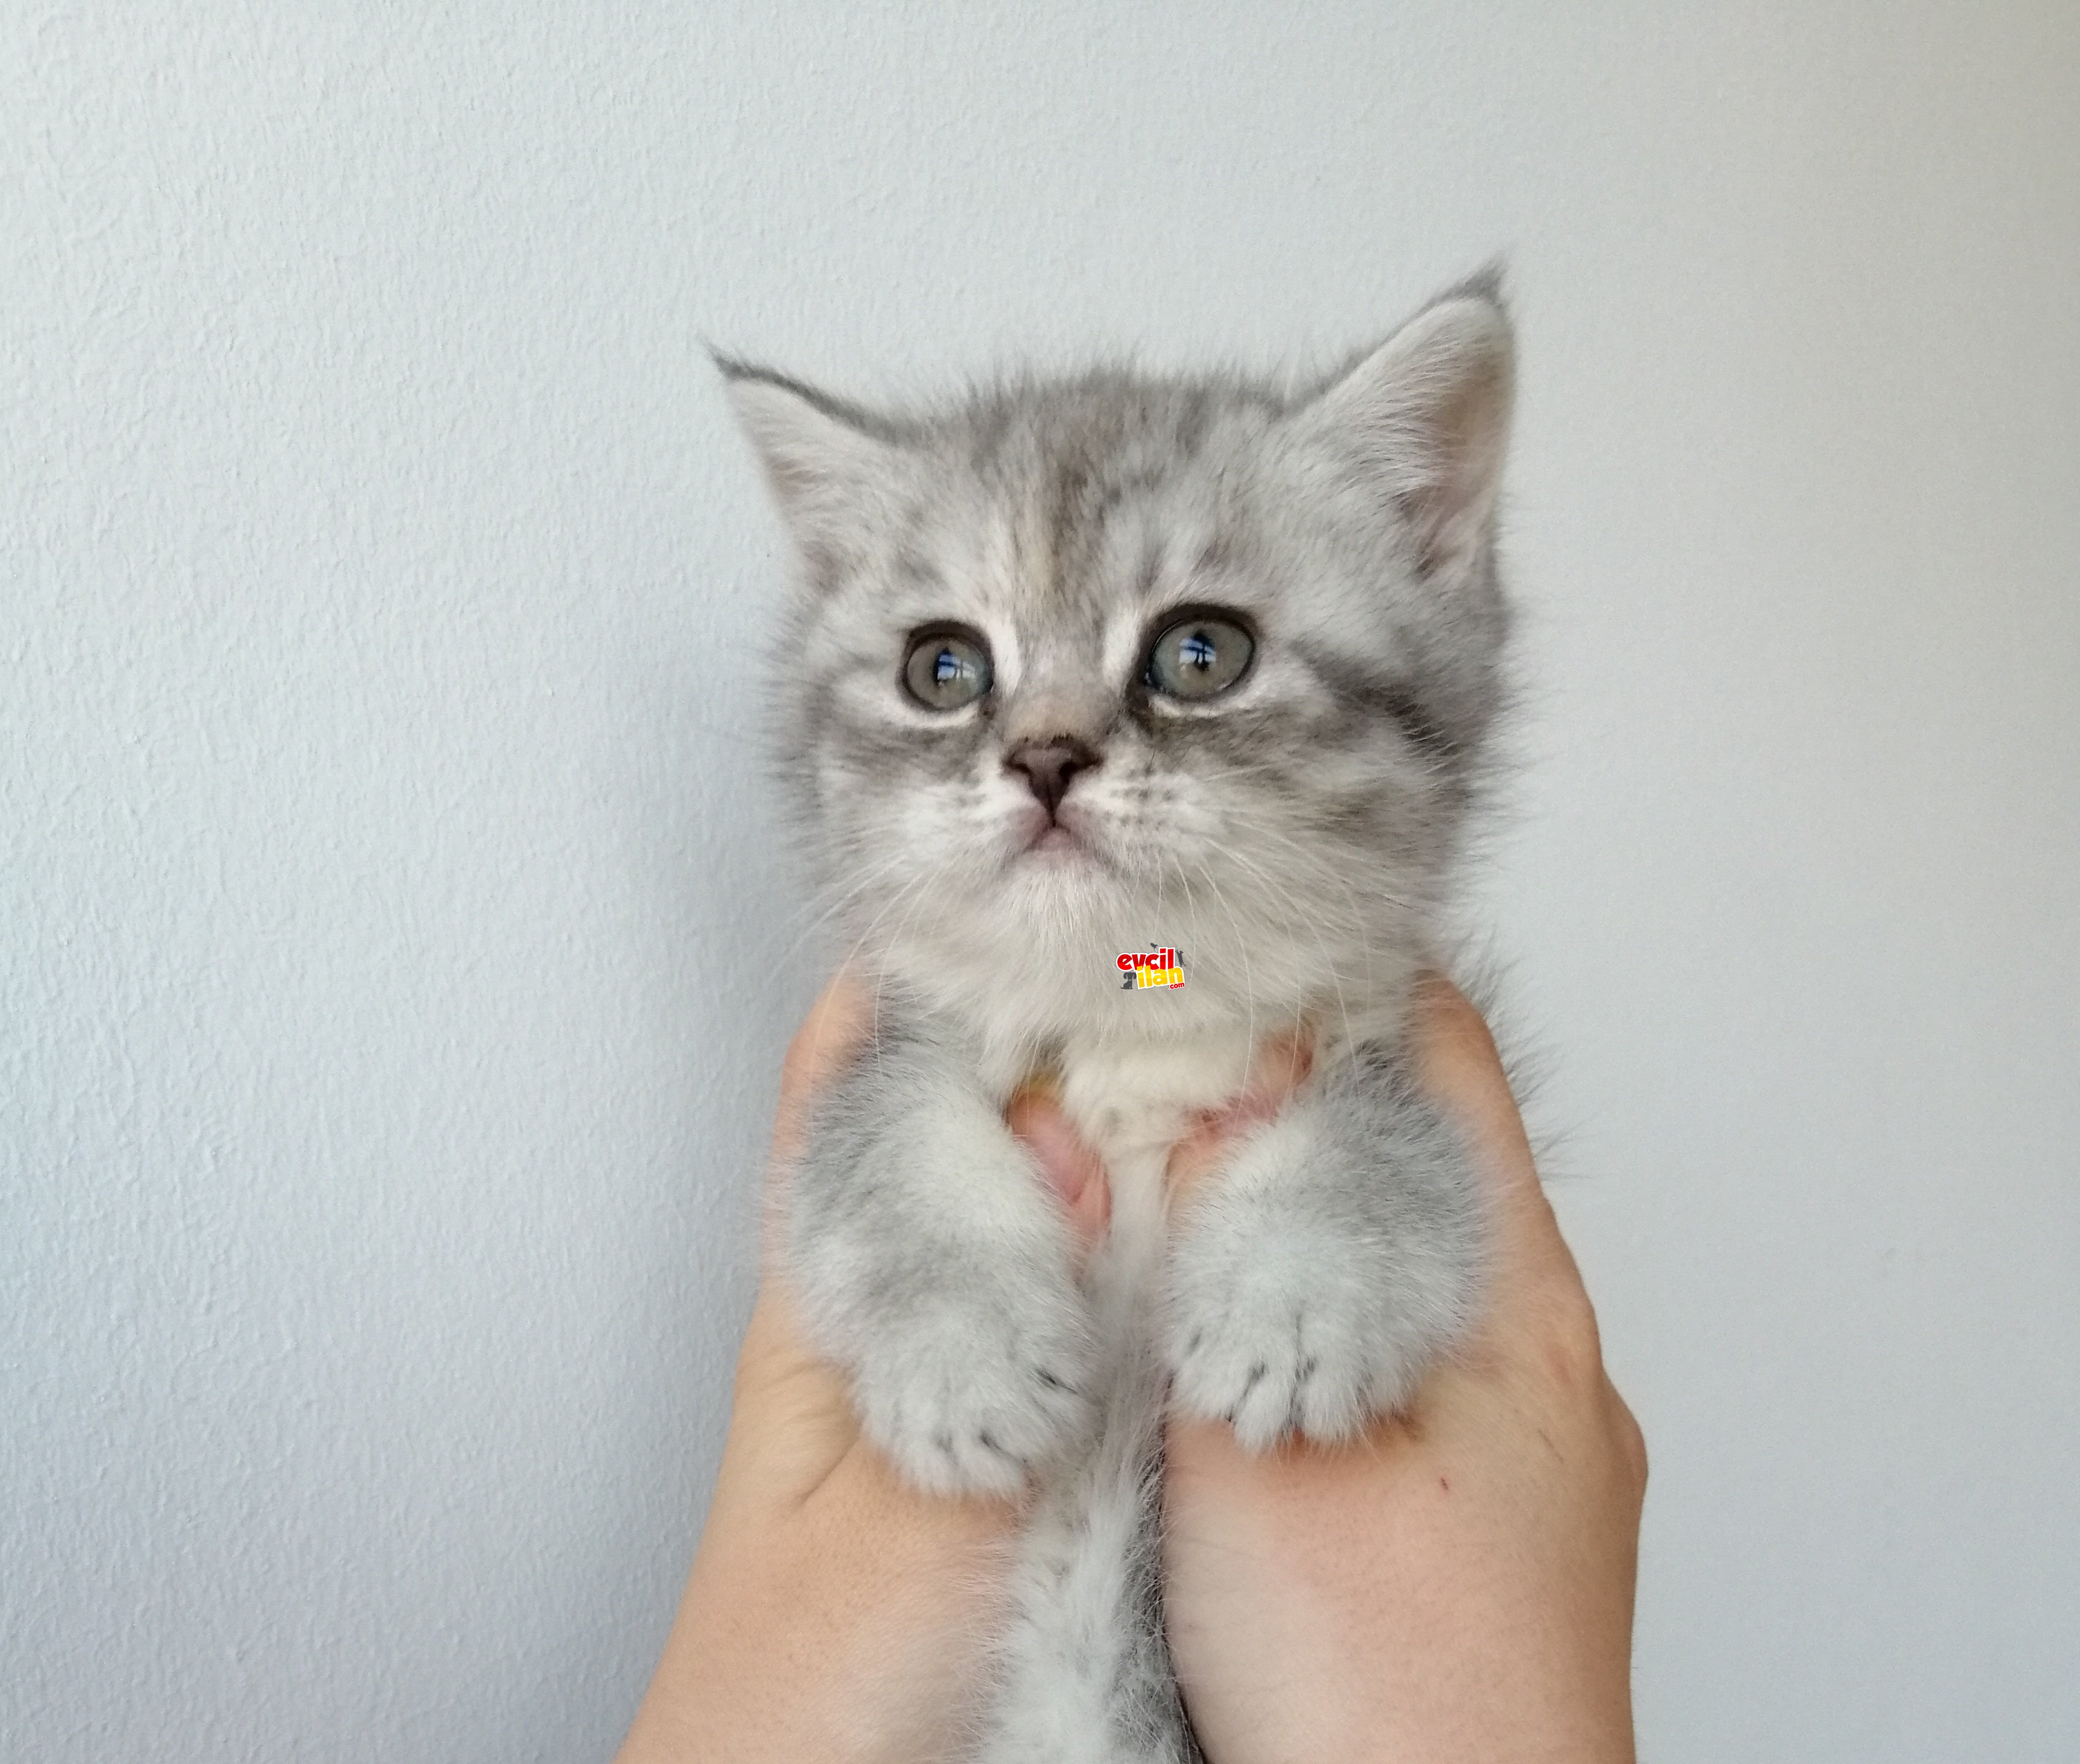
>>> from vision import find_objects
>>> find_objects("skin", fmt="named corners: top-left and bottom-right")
top-left (1163, 980), bottom-right (1647, 1763)
top-left (614, 982), bottom-right (1023, 1764)
top-left (615, 977), bottom-right (1644, 1764)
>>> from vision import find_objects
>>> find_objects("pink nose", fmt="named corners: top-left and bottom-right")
top-left (1004, 737), bottom-right (1101, 817)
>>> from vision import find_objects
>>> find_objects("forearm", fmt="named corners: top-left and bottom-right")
top-left (1169, 1390), bottom-right (1638, 1764)
top-left (1163, 982), bottom-right (1645, 1764)
top-left (621, 1450), bottom-right (1012, 1764)
top-left (616, 982), bottom-right (1024, 1764)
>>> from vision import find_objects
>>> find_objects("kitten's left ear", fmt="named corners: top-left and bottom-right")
top-left (716, 356), bottom-right (910, 567)
top-left (1296, 278), bottom-right (1515, 576)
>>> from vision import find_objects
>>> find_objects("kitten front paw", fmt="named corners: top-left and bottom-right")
top-left (1165, 1115), bottom-right (1479, 1453)
top-left (1166, 1211), bottom-right (1391, 1452)
top-left (851, 1265), bottom-right (1097, 1498)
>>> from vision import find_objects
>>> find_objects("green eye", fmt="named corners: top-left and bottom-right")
top-left (1144, 612), bottom-right (1255, 700)
top-left (902, 627), bottom-right (993, 710)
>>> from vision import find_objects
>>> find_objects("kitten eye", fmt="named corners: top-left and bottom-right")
top-left (902, 626), bottom-right (993, 710)
top-left (1144, 611), bottom-right (1255, 700)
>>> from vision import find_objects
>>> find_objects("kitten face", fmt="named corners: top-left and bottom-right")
top-left (728, 283), bottom-right (1514, 1041)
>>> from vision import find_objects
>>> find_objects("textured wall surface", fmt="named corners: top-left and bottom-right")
top-left (6, 5), bottom-right (2077, 1759)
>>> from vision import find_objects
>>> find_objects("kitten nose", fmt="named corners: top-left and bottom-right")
top-left (1004, 737), bottom-right (1101, 818)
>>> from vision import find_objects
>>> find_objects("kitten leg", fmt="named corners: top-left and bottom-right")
top-left (790, 1020), bottom-right (1098, 1497)
top-left (1165, 1050), bottom-right (1485, 1451)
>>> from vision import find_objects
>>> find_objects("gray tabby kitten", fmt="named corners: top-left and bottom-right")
top-left (724, 275), bottom-right (1513, 1762)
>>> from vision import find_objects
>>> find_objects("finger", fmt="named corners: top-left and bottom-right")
top-left (723, 1278), bottom-right (864, 1492)
top-left (762, 972), bottom-right (876, 1269)
top-left (771, 971), bottom-right (876, 1168)
top-left (730, 972), bottom-right (876, 1474)
top-left (1410, 976), bottom-right (1587, 1306)
top-left (1005, 1083), bottom-right (1111, 1253)
top-left (1165, 1023), bottom-right (1314, 1200)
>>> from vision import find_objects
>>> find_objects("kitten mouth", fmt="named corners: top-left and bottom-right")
top-left (1013, 810), bottom-right (1104, 869)
top-left (1025, 824), bottom-right (1087, 859)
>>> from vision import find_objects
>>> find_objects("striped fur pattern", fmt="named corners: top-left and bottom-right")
top-left (725, 276), bottom-right (1515, 1760)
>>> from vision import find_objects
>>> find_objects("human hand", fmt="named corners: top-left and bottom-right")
top-left (620, 977), bottom-right (1640, 1762)
top-left (615, 977), bottom-right (1106, 1764)
top-left (1161, 979), bottom-right (1646, 1763)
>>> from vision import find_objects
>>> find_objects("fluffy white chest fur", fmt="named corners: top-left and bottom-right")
top-left (1043, 1026), bottom-right (1263, 1262)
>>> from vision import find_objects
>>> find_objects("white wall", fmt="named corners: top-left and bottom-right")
top-left (6, 5), bottom-right (2076, 1758)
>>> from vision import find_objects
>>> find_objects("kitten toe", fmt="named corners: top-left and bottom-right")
top-left (1166, 1199), bottom-right (1445, 1451)
top-left (1169, 1277), bottom-right (1371, 1451)
top-left (854, 1282), bottom-right (1097, 1497)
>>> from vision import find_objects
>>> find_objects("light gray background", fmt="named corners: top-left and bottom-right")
top-left (6, 5), bottom-right (2077, 1760)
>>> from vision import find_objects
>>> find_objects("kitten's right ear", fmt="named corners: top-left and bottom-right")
top-left (716, 356), bottom-right (909, 563)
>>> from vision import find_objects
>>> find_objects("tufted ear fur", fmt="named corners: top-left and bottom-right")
top-left (718, 357), bottom-right (911, 570)
top-left (1296, 278), bottom-right (1515, 577)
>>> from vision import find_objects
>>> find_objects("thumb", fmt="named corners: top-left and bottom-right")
top-left (1006, 1077), bottom-right (1112, 1255)
top-left (719, 973), bottom-right (877, 1511)
top-left (1165, 1025), bottom-right (1316, 1202)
